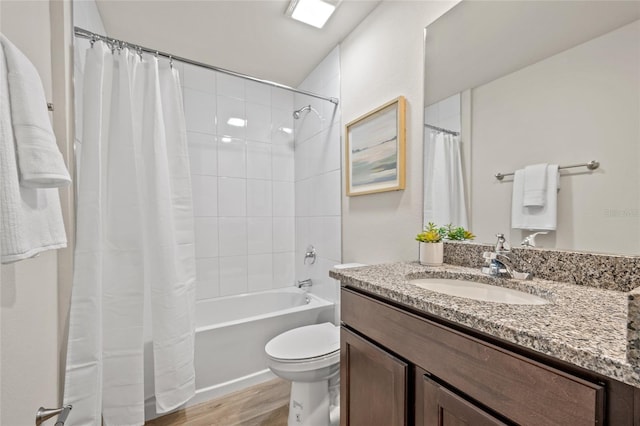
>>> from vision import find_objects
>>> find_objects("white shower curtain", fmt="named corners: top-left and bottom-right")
top-left (64, 42), bottom-right (196, 426)
top-left (424, 131), bottom-right (468, 228)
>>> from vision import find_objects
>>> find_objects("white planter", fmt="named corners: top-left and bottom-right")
top-left (419, 242), bottom-right (443, 266)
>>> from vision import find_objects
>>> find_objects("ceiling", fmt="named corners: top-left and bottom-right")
top-left (95, 0), bottom-right (382, 87)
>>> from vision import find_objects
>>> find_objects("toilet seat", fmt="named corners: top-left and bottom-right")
top-left (265, 322), bottom-right (339, 361)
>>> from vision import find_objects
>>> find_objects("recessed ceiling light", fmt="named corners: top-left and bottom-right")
top-left (285, 0), bottom-right (340, 29)
top-left (227, 117), bottom-right (247, 127)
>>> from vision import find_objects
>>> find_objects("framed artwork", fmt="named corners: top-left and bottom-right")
top-left (345, 96), bottom-right (406, 196)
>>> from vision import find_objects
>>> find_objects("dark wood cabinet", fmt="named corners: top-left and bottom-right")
top-left (340, 287), bottom-right (639, 426)
top-left (421, 375), bottom-right (507, 426)
top-left (340, 327), bottom-right (408, 426)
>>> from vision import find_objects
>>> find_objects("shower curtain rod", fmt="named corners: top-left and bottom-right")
top-left (74, 26), bottom-right (339, 106)
top-left (425, 123), bottom-right (460, 136)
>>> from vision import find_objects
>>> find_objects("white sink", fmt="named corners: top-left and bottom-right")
top-left (408, 278), bottom-right (548, 305)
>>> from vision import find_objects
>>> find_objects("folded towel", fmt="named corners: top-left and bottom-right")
top-left (0, 35), bottom-right (67, 263)
top-left (523, 163), bottom-right (547, 207)
top-left (511, 164), bottom-right (559, 231)
top-left (0, 33), bottom-right (71, 188)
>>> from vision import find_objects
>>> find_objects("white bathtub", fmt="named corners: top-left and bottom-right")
top-left (146, 287), bottom-right (334, 418)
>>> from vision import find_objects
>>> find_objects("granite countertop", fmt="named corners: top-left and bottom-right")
top-left (330, 262), bottom-right (640, 388)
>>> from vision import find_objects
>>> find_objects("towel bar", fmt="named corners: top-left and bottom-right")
top-left (495, 160), bottom-right (599, 181)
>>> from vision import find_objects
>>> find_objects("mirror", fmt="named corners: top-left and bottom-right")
top-left (423, 1), bottom-right (640, 255)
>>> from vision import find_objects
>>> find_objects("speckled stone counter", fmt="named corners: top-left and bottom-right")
top-left (330, 262), bottom-right (640, 388)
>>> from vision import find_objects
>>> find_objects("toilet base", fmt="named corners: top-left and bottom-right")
top-left (287, 380), bottom-right (330, 426)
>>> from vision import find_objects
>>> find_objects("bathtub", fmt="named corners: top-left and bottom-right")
top-left (145, 287), bottom-right (334, 418)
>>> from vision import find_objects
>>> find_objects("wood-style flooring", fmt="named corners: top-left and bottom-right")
top-left (145, 378), bottom-right (290, 426)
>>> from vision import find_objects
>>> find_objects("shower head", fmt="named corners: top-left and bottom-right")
top-left (293, 105), bottom-right (314, 119)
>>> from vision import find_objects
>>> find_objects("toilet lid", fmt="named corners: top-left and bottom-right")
top-left (266, 323), bottom-right (339, 360)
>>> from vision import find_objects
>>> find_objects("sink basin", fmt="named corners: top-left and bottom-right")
top-left (408, 278), bottom-right (548, 305)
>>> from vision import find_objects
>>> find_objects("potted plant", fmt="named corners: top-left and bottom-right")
top-left (416, 223), bottom-right (474, 266)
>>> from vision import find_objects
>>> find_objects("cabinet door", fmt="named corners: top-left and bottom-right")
top-left (421, 375), bottom-right (508, 426)
top-left (340, 327), bottom-right (408, 426)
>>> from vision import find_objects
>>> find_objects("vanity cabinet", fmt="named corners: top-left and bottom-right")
top-left (340, 328), bottom-right (408, 426)
top-left (340, 287), bottom-right (639, 426)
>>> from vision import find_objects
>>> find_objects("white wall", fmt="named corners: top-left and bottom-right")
top-left (470, 20), bottom-right (640, 254)
top-left (340, 1), bottom-right (458, 264)
top-left (0, 1), bottom-right (61, 424)
top-left (294, 47), bottom-right (342, 319)
top-left (181, 65), bottom-right (296, 299)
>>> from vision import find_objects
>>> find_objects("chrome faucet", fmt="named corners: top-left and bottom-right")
top-left (482, 233), bottom-right (531, 280)
top-left (296, 278), bottom-right (313, 289)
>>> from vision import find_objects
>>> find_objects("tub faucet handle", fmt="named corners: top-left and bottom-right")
top-left (304, 245), bottom-right (316, 265)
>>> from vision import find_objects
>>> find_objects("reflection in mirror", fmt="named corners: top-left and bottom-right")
top-left (423, 1), bottom-right (640, 255)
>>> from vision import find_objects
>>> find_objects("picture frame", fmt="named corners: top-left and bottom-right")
top-left (345, 96), bottom-right (406, 196)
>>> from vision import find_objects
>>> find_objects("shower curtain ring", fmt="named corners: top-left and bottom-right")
top-left (169, 56), bottom-right (173, 69)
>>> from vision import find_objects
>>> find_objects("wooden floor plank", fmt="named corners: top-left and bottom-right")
top-left (145, 378), bottom-right (290, 426)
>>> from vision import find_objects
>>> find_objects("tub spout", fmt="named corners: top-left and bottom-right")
top-left (296, 279), bottom-right (313, 289)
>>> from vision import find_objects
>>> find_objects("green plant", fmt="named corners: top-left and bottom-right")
top-left (416, 223), bottom-right (475, 243)
top-left (416, 222), bottom-right (443, 243)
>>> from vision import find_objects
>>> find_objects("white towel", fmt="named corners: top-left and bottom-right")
top-left (0, 35), bottom-right (67, 263)
top-left (511, 164), bottom-right (559, 231)
top-left (523, 163), bottom-right (547, 207)
top-left (0, 33), bottom-right (71, 188)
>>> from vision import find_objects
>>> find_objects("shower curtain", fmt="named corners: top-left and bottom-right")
top-left (64, 42), bottom-right (196, 426)
top-left (424, 131), bottom-right (468, 228)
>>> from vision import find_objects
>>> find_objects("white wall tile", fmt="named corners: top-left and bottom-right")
top-left (246, 142), bottom-right (272, 180)
top-left (271, 108), bottom-right (294, 147)
top-left (272, 144), bottom-right (294, 182)
top-left (295, 217), bottom-right (311, 260)
top-left (196, 258), bottom-right (220, 300)
top-left (295, 177), bottom-right (311, 217)
top-left (184, 88), bottom-right (215, 134)
top-left (246, 102), bottom-right (272, 143)
top-left (183, 63), bottom-right (215, 93)
top-left (188, 132), bottom-right (217, 176)
top-left (273, 217), bottom-right (295, 252)
top-left (217, 96), bottom-right (246, 139)
top-left (247, 217), bottom-right (273, 255)
top-left (217, 73), bottom-right (245, 100)
top-left (272, 87), bottom-right (293, 110)
top-left (218, 139), bottom-right (246, 178)
top-left (247, 179), bottom-right (272, 217)
top-left (192, 175), bottom-right (218, 216)
top-left (273, 181), bottom-right (295, 217)
top-left (310, 216), bottom-right (341, 262)
top-left (273, 252), bottom-right (295, 287)
top-left (218, 178), bottom-right (246, 217)
top-left (248, 254), bottom-right (273, 292)
top-left (218, 217), bottom-right (248, 256)
top-left (320, 124), bottom-right (341, 174)
top-left (246, 80), bottom-right (271, 106)
top-left (219, 256), bottom-right (248, 296)
top-left (194, 217), bottom-right (219, 258)
top-left (318, 171), bottom-right (341, 216)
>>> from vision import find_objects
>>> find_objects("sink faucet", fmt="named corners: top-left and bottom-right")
top-left (482, 234), bottom-right (531, 280)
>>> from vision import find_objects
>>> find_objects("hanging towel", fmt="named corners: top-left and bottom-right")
top-left (0, 35), bottom-right (67, 263)
top-left (511, 164), bottom-right (559, 231)
top-left (523, 163), bottom-right (548, 207)
top-left (424, 131), bottom-right (468, 228)
top-left (0, 33), bottom-right (71, 188)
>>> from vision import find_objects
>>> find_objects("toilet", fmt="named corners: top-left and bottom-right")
top-left (265, 322), bottom-right (340, 426)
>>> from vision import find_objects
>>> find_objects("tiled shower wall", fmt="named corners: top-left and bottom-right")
top-left (182, 47), bottom-right (341, 305)
top-left (294, 47), bottom-right (343, 312)
top-left (181, 63), bottom-right (296, 300)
